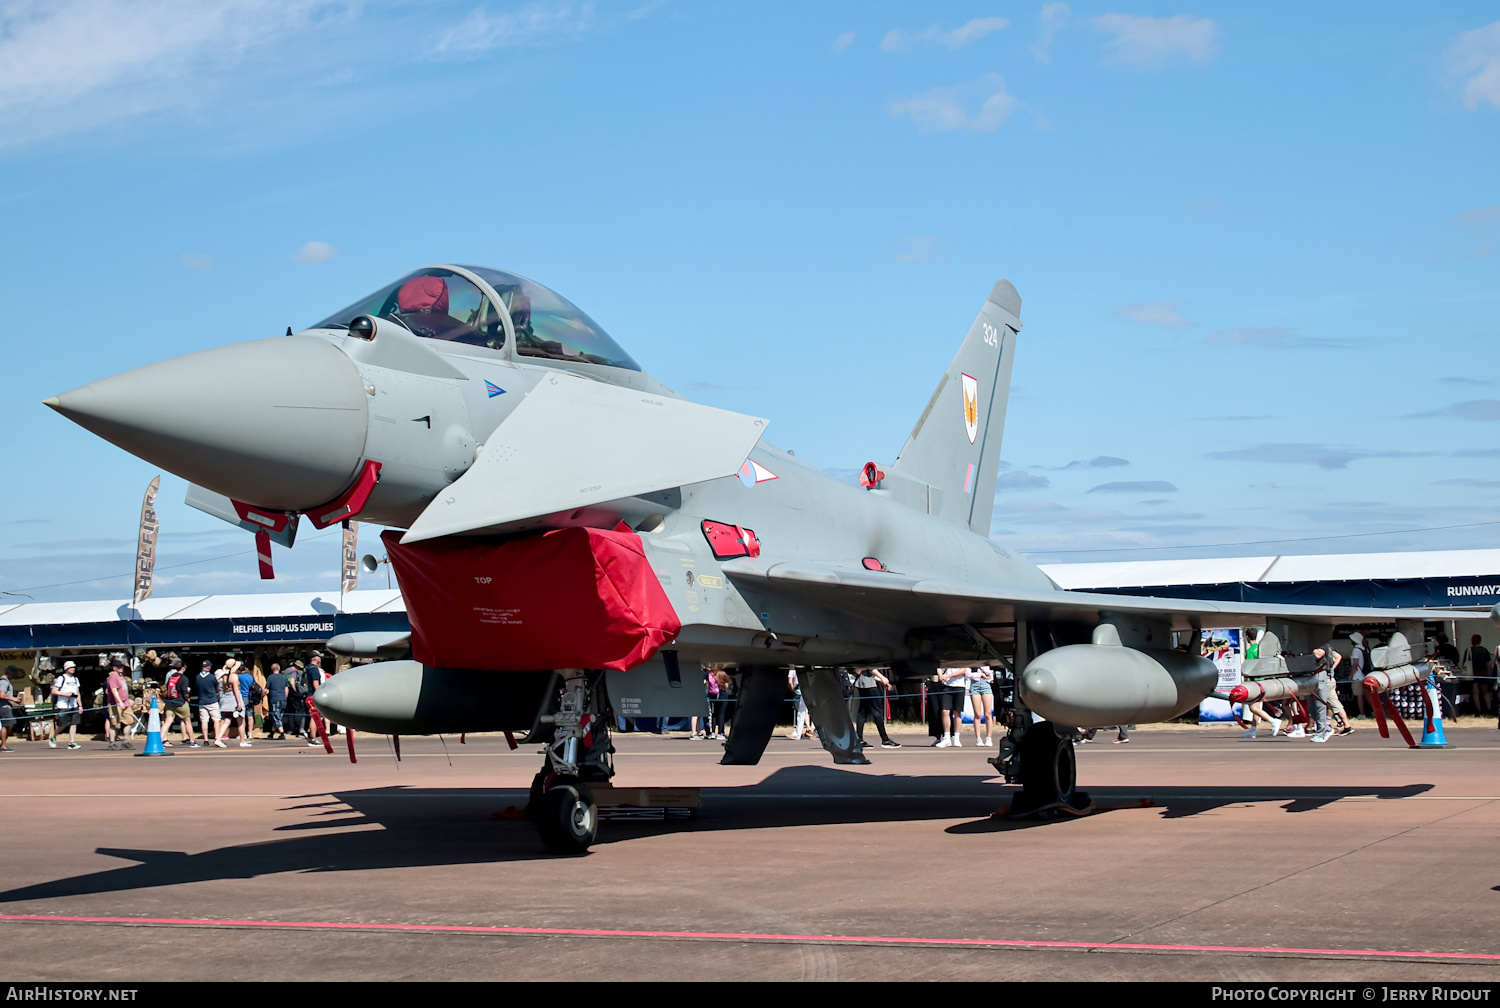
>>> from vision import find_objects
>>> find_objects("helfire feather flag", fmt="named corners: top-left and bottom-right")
top-left (133, 476), bottom-right (161, 605)
top-left (341, 519), bottom-right (360, 599)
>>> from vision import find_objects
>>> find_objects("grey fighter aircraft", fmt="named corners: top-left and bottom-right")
top-left (46, 264), bottom-right (1474, 853)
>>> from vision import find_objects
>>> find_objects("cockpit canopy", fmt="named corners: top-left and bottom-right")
top-left (311, 265), bottom-right (641, 371)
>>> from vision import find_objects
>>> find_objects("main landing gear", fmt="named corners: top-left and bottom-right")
top-left (527, 670), bottom-right (612, 854)
top-left (993, 721), bottom-right (1091, 819)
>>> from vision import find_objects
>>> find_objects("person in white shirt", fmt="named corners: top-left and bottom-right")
top-left (49, 660), bottom-right (83, 750)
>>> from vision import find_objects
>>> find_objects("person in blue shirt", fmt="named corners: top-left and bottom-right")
top-left (194, 660), bottom-right (223, 748)
top-left (264, 663), bottom-right (290, 740)
top-left (235, 662), bottom-right (256, 747)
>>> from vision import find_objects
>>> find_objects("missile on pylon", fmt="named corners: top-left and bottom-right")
top-left (1227, 675), bottom-right (1318, 705)
top-left (1363, 665), bottom-right (1430, 694)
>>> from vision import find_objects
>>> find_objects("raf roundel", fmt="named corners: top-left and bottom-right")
top-left (738, 459), bottom-right (778, 487)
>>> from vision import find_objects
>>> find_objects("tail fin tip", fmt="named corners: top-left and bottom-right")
top-left (988, 280), bottom-right (1021, 317)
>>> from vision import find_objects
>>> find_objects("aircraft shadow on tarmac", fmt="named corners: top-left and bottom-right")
top-left (0, 766), bottom-right (1435, 903)
top-left (947, 782), bottom-right (1437, 833)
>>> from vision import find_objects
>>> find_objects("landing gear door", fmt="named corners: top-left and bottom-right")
top-left (607, 659), bottom-right (709, 719)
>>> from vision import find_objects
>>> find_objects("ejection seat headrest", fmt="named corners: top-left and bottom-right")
top-left (397, 275), bottom-right (449, 314)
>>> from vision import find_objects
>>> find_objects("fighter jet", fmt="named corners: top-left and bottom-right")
top-left (45, 264), bottom-right (1474, 853)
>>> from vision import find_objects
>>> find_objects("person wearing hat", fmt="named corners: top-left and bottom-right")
top-left (49, 660), bottom-right (83, 750)
top-left (104, 659), bottom-right (133, 751)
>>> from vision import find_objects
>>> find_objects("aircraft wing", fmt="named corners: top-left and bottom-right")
top-left (721, 559), bottom-right (1482, 630)
top-left (403, 372), bottom-right (767, 543)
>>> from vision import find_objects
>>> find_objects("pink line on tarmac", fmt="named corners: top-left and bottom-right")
top-left (2, 914), bottom-right (1499, 962)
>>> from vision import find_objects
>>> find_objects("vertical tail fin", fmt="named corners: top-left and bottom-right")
top-left (887, 280), bottom-right (1021, 536)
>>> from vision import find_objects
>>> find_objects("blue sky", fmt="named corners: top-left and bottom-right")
top-left (2, 1), bottom-right (1498, 603)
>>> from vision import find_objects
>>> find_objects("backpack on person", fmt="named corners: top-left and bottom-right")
top-left (248, 679), bottom-right (264, 705)
top-left (164, 671), bottom-right (185, 701)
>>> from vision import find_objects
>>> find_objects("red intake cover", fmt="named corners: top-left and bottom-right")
top-left (382, 527), bottom-right (681, 672)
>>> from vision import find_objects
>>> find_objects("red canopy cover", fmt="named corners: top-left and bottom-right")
top-left (382, 527), bottom-right (681, 671)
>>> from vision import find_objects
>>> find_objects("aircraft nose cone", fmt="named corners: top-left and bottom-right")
top-left (48, 335), bottom-right (368, 511)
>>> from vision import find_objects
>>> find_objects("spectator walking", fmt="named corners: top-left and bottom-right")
top-left (1309, 645), bottom-right (1343, 742)
top-left (1240, 698), bottom-right (1282, 739)
top-left (159, 659), bottom-right (199, 747)
top-left (853, 667), bottom-right (900, 748)
top-left (0, 667), bottom-right (20, 752)
top-left (48, 660), bottom-right (83, 749)
top-left (264, 663), bottom-right (289, 739)
top-left (104, 659), bottom-right (133, 751)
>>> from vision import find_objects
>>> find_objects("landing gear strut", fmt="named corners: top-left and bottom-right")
top-left (528, 670), bottom-right (612, 854)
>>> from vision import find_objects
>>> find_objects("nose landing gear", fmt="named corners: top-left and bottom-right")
top-left (527, 670), bottom-right (612, 854)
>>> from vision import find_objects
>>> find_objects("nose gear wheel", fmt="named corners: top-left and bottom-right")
top-left (526, 670), bottom-right (611, 853)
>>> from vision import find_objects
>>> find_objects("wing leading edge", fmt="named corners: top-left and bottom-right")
top-left (720, 559), bottom-right (1480, 630)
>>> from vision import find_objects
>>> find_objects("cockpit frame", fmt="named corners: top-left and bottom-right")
top-left (432, 264), bottom-right (517, 362)
top-left (308, 263), bottom-right (641, 374)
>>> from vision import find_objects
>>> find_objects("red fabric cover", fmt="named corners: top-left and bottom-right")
top-left (382, 527), bottom-right (681, 672)
top-left (397, 276), bottom-right (449, 313)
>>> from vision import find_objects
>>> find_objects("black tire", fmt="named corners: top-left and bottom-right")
top-left (537, 783), bottom-right (597, 855)
top-left (1018, 723), bottom-right (1076, 806)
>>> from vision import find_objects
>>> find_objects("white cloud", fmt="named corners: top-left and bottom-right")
top-left (294, 241), bottom-right (336, 265)
top-left (0, 0), bottom-right (348, 147)
top-left (1091, 14), bottom-right (1217, 67)
top-left (430, 1), bottom-right (595, 58)
top-left (890, 74), bottom-right (1020, 133)
top-left (1032, 2), bottom-right (1070, 63)
top-left (1454, 205), bottom-right (1500, 225)
top-left (894, 235), bottom-right (941, 263)
top-left (1203, 327), bottom-right (1356, 349)
top-left (1450, 22), bottom-right (1500, 110)
top-left (832, 31), bottom-right (855, 53)
top-left (881, 16), bottom-right (1008, 54)
top-left (180, 253), bottom-right (213, 272)
top-left (1116, 299), bottom-right (1193, 329)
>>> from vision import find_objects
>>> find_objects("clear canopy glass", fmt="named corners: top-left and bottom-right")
top-left (311, 265), bottom-right (640, 371)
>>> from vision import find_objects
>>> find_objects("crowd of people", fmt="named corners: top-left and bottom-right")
top-left (2, 628), bottom-right (1493, 755)
top-left (679, 664), bottom-right (1006, 749)
top-left (0, 651), bottom-right (342, 753)
top-left (151, 654), bottom-right (334, 748)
